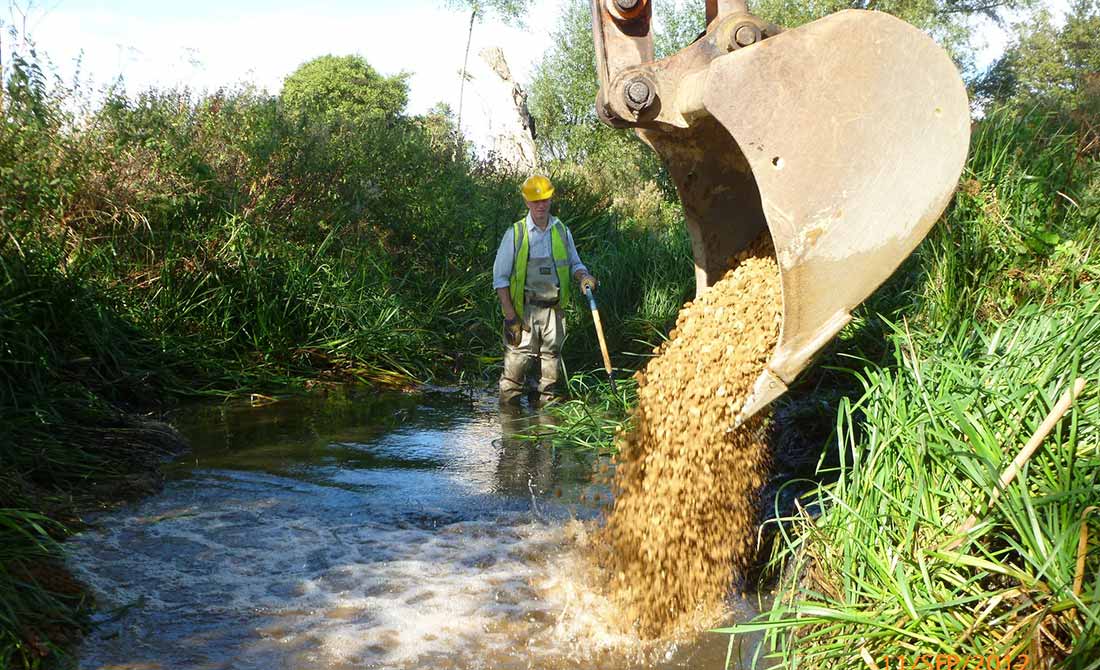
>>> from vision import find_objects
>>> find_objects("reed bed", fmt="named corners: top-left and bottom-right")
top-left (724, 294), bottom-right (1099, 667)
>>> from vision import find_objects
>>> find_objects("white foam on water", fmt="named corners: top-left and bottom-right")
top-left (70, 470), bottom-right (708, 669)
top-left (70, 473), bottom-right (721, 664)
top-left (303, 517), bottom-right (565, 666)
top-left (67, 398), bottom-right (746, 669)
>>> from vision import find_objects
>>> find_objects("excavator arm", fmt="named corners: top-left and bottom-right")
top-left (590, 0), bottom-right (970, 423)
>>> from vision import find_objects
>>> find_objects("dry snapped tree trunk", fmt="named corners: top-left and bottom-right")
top-left (480, 46), bottom-right (538, 170)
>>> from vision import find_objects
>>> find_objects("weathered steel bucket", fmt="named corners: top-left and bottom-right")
top-left (592, 4), bottom-right (970, 421)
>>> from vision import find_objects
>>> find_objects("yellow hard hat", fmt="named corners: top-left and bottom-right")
top-left (521, 175), bottom-right (554, 202)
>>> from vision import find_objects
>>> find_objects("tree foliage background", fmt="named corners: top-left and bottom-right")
top-left (976, 0), bottom-right (1100, 120)
top-left (281, 55), bottom-right (410, 126)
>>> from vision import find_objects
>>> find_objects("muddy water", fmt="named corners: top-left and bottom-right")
top-left (67, 388), bottom-right (762, 669)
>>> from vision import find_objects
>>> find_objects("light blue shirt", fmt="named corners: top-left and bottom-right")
top-left (492, 214), bottom-right (588, 290)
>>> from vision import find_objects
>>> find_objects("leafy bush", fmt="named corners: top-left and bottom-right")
top-left (280, 55), bottom-right (409, 126)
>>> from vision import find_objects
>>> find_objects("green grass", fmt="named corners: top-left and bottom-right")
top-left (723, 293), bottom-right (1099, 667)
top-left (0, 509), bottom-right (76, 668)
top-left (531, 107), bottom-right (1100, 666)
top-left (528, 373), bottom-right (638, 451)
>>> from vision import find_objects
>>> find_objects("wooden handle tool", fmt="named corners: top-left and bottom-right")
top-left (584, 286), bottom-right (617, 393)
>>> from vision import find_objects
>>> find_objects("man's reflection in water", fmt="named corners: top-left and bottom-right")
top-left (493, 406), bottom-right (561, 497)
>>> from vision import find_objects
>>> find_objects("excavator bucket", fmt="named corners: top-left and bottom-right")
top-left (591, 6), bottom-right (970, 423)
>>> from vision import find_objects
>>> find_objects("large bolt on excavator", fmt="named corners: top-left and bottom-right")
top-left (589, 0), bottom-right (970, 423)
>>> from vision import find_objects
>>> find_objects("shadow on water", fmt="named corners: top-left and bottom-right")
top-left (492, 407), bottom-right (598, 500)
top-left (67, 387), bottom-right (762, 669)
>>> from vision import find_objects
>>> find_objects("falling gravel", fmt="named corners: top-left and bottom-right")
top-left (595, 239), bottom-right (782, 638)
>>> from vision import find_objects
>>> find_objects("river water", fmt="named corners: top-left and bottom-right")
top-left (67, 388), bottom-right (761, 669)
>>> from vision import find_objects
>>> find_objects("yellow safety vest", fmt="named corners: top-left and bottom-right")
top-left (508, 219), bottom-right (572, 320)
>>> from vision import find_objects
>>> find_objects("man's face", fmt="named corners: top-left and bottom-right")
top-left (525, 197), bottom-right (552, 227)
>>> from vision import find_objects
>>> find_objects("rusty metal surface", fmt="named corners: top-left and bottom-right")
top-left (594, 7), bottom-right (970, 422)
top-left (699, 10), bottom-right (969, 411)
top-left (590, 0), bottom-right (654, 119)
top-left (638, 118), bottom-right (767, 293)
top-left (600, 11), bottom-right (774, 126)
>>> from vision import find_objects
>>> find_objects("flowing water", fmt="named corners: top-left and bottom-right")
top-left (67, 388), bottom-right (763, 669)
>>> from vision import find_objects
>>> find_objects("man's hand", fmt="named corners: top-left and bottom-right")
top-left (504, 317), bottom-right (526, 346)
top-left (579, 274), bottom-right (598, 295)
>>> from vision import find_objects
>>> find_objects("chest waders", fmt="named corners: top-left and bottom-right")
top-left (508, 219), bottom-right (572, 321)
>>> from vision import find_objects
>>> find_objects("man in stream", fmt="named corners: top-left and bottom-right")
top-left (493, 175), bottom-right (597, 406)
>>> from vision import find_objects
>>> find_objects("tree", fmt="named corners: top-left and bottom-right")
top-left (528, 0), bottom-right (705, 167)
top-left (420, 101), bottom-right (464, 155)
top-left (654, 1), bottom-right (706, 59)
top-left (280, 55), bottom-right (409, 127)
top-left (974, 0), bottom-right (1100, 112)
top-left (442, 0), bottom-right (525, 136)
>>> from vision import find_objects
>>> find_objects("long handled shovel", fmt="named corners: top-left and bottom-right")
top-left (583, 286), bottom-right (617, 393)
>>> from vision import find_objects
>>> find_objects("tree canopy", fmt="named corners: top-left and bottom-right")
top-left (975, 0), bottom-right (1100, 113)
top-left (280, 55), bottom-right (409, 126)
top-left (442, 0), bottom-right (526, 26)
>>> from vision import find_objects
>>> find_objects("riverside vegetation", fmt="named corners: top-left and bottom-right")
top-left (543, 98), bottom-right (1100, 668)
top-left (0, 46), bottom-right (693, 665)
top-left (3, 3), bottom-right (1100, 669)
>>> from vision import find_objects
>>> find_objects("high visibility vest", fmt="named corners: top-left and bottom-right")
top-left (509, 218), bottom-right (572, 320)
